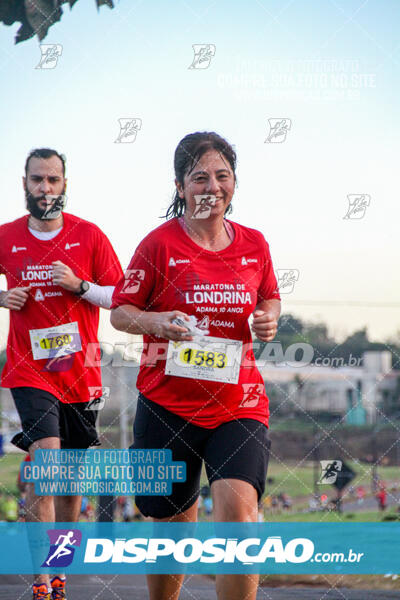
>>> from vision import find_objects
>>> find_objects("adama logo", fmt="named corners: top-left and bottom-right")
top-left (169, 257), bottom-right (190, 267)
top-left (197, 316), bottom-right (210, 331)
top-left (35, 289), bottom-right (45, 302)
top-left (41, 529), bottom-right (82, 568)
top-left (12, 246), bottom-right (27, 253)
top-left (241, 257), bottom-right (258, 266)
top-left (65, 242), bottom-right (80, 250)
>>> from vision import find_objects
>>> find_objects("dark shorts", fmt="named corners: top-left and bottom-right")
top-left (11, 387), bottom-right (100, 452)
top-left (132, 393), bottom-right (271, 519)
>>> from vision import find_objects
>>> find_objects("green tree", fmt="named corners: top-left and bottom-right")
top-left (304, 322), bottom-right (332, 345)
top-left (0, 0), bottom-right (114, 44)
top-left (278, 314), bottom-right (304, 336)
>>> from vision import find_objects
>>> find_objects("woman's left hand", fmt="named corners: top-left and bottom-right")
top-left (251, 309), bottom-right (278, 342)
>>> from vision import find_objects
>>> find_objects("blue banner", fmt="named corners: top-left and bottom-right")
top-left (20, 449), bottom-right (186, 496)
top-left (0, 522), bottom-right (398, 574)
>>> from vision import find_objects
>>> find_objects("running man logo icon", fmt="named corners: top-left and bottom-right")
top-left (41, 529), bottom-right (82, 568)
top-left (343, 194), bottom-right (371, 219)
top-left (192, 195), bottom-right (217, 219)
top-left (36, 44), bottom-right (63, 69)
top-left (276, 269), bottom-right (299, 294)
top-left (318, 460), bottom-right (343, 484)
top-left (265, 118), bottom-right (292, 143)
top-left (115, 118), bottom-right (142, 143)
top-left (121, 269), bottom-right (145, 294)
top-left (86, 386), bottom-right (110, 411)
top-left (188, 44), bottom-right (216, 69)
top-left (239, 383), bottom-right (264, 408)
top-left (42, 195), bottom-right (67, 220)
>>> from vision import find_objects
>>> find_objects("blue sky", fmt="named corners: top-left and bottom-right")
top-left (0, 0), bottom-right (399, 344)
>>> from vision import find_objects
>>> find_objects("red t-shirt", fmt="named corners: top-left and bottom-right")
top-left (0, 213), bottom-right (123, 403)
top-left (111, 218), bottom-right (280, 428)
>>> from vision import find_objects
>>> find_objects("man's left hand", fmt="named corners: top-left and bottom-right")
top-left (251, 310), bottom-right (278, 342)
top-left (52, 261), bottom-right (82, 293)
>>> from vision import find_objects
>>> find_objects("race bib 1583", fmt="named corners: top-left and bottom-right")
top-left (165, 336), bottom-right (242, 384)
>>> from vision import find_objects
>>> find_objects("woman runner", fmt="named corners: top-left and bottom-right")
top-left (111, 131), bottom-right (281, 600)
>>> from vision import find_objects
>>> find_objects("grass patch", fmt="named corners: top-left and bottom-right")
top-left (265, 459), bottom-right (400, 499)
top-left (265, 510), bottom-right (397, 522)
top-left (0, 452), bottom-right (23, 495)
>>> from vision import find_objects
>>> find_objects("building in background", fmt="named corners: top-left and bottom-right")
top-left (260, 351), bottom-right (399, 425)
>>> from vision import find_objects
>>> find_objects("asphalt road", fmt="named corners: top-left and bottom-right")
top-left (1, 575), bottom-right (399, 600)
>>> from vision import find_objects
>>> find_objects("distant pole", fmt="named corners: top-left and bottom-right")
top-left (371, 422), bottom-right (379, 493)
top-left (313, 422), bottom-right (319, 499)
top-left (336, 489), bottom-right (342, 513)
top-left (120, 392), bottom-right (128, 449)
top-left (397, 415), bottom-right (400, 467)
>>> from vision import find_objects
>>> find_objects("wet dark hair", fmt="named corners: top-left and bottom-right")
top-left (25, 148), bottom-right (66, 177)
top-left (164, 131), bottom-right (237, 219)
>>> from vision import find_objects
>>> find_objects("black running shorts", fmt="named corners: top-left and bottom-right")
top-left (11, 387), bottom-right (100, 451)
top-left (132, 393), bottom-right (271, 519)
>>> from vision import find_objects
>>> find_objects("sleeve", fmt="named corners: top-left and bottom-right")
top-left (91, 227), bottom-right (124, 286)
top-left (0, 227), bottom-right (6, 276)
top-left (257, 237), bottom-right (281, 304)
top-left (111, 238), bottom-right (156, 311)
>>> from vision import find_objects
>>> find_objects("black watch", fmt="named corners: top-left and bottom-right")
top-left (76, 280), bottom-right (90, 296)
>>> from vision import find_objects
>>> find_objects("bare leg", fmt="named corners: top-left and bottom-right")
top-left (146, 500), bottom-right (198, 600)
top-left (212, 479), bottom-right (259, 600)
top-left (52, 494), bottom-right (82, 582)
top-left (54, 495), bottom-right (82, 522)
top-left (26, 437), bottom-right (60, 586)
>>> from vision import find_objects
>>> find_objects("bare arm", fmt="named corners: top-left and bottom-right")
top-left (52, 261), bottom-right (115, 309)
top-left (251, 299), bottom-right (281, 342)
top-left (110, 305), bottom-right (194, 341)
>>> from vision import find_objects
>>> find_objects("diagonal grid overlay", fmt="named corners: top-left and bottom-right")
top-left (0, 0), bottom-right (399, 598)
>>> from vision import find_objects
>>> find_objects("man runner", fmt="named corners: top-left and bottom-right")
top-left (0, 148), bottom-right (123, 600)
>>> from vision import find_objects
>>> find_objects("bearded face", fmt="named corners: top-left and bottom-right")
top-left (26, 191), bottom-right (67, 220)
top-left (24, 155), bottom-right (67, 220)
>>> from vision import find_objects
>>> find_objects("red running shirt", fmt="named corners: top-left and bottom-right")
top-left (0, 213), bottom-right (123, 403)
top-left (112, 218), bottom-right (280, 428)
